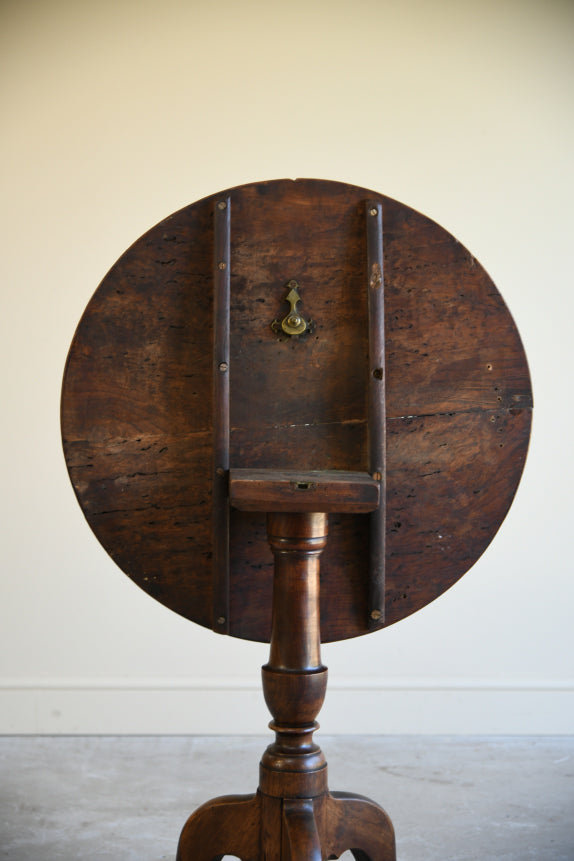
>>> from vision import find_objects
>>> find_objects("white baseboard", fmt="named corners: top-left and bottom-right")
top-left (1, 677), bottom-right (572, 735)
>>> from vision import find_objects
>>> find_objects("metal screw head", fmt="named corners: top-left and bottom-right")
top-left (370, 207), bottom-right (378, 216)
top-left (370, 609), bottom-right (382, 621)
top-left (218, 261), bottom-right (227, 270)
top-left (219, 362), bottom-right (228, 372)
top-left (217, 616), bottom-right (226, 625)
top-left (287, 314), bottom-right (301, 327)
top-left (288, 279), bottom-right (298, 288)
top-left (217, 200), bottom-right (227, 210)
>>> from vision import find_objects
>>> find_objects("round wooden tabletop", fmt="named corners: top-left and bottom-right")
top-left (61, 179), bottom-right (532, 643)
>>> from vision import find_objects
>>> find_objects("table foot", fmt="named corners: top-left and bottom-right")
top-left (176, 789), bottom-right (395, 861)
top-left (282, 799), bottom-right (322, 860)
top-left (323, 791), bottom-right (396, 861)
top-left (176, 792), bottom-right (260, 861)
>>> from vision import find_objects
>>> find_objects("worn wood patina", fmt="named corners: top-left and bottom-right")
top-left (62, 178), bottom-right (531, 642)
top-left (61, 178), bottom-right (532, 859)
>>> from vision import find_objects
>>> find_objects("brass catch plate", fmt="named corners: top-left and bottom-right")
top-left (271, 280), bottom-right (315, 337)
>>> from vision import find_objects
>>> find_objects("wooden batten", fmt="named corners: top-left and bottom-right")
top-left (212, 196), bottom-right (231, 634)
top-left (365, 200), bottom-right (386, 628)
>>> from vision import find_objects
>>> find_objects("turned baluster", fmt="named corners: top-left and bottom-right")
top-left (259, 511), bottom-right (329, 802)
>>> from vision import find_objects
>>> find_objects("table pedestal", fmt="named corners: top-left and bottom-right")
top-left (177, 512), bottom-right (395, 861)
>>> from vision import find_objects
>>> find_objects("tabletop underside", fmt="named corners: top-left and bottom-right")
top-left (61, 179), bottom-right (532, 643)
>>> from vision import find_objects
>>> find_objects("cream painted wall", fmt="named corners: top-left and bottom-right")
top-left (1, 0), bottom-right (573, 734)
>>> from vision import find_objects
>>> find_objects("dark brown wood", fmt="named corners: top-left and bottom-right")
top-left (176, 512), bottom-right (395, 860)
top-left (61, 178), bottom-right (533, 643)
top-left (212, 195), bottom-right (231, 634)
top-left (282, 800), bottom-right (322, 860)
top-left (323, 791), bottom-right (396, 860)
top-left (176, 790), bottom-right (396, 861)
top-left (259, 512), bottom-right (328, 800)
top-left (176, 792), bottom-right (260, 860)
top-left (365, 198), bottom-right (387, 629)
top-left (229, 469), bottom-right (379, 513)
top-left (61, 178), bottom-right (532, 858)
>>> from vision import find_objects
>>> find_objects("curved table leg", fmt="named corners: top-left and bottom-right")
top-left (282, 799), bottom-right (322, 861)
top-left (323, 791), bottom-right (396, 861)
top-left (176, 792), bottom-right (261, 861)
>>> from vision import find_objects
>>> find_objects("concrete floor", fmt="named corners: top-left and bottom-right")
top-left (0, 735), bottom-right (572, 860)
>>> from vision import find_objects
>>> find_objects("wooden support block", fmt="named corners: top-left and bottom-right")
top-left (229, 469), bottom-right (380, 513)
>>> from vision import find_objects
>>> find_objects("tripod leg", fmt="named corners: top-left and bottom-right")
top-left (323, 791), bottom-right (396, 861)
top-left (176, 793), bottom-right (260, 861)
top-left (282, 799), bottom-right (322, 861)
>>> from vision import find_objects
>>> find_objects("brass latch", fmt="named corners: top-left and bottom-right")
top-left (271, 280), bottom-right (315, 337)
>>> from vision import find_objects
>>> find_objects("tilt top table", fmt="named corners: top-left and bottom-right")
top-left (61, 178), bottom-right (532, 859)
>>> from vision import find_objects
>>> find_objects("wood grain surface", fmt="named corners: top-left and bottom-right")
top-left (61, 178), bottom-right (532, 643)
